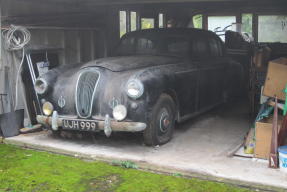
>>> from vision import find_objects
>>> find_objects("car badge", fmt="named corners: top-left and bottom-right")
top-left (58, 95), bottom-right (66, 108)
top-left (109, 97), bottom-right (119, 109)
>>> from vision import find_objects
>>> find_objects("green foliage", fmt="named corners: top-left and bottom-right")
top-left (193, 15), bottom-right (203, 29)
top-left (172, 173), bottom-right (183, 177)
top-left (0, 144), bottom-right (255, 192)
top-left (141, 18), bottom-right (155, 29)
top-left (242, 14), bottom-right (253, 35)
top-left (112, 160), bottom-right (138, 169)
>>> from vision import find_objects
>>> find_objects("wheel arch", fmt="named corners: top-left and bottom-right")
top-left (162, 89), bottom-right (180, 121)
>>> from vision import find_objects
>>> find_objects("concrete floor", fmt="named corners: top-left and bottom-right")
top-left (4, 101), bottom-right (287, 190)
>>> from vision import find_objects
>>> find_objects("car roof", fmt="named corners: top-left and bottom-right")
top-left (123, 28), bottom-right (217, 39)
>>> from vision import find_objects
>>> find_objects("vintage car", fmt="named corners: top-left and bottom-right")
top-left (35, 28), bottom-right (243, 146)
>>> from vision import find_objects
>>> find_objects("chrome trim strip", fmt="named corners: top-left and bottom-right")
top-left (36, 114), bottom-right (147, 133)
top-left (75, 68), bottom-right (101, 119)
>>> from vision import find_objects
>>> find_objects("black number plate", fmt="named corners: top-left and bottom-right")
top-left (62, 119), bottom-right (98, 131)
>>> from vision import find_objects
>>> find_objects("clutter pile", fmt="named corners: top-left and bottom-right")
top-left (244, 57), bottom-right (287, 172)
top-left (0, 25), bottom-right (30, 138)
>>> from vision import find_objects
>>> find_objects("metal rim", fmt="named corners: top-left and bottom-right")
top-left (159, 108), bottom-right (171, 134)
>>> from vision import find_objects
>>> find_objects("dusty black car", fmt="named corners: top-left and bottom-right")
top-left (35, 28), bottom-right (243, 146)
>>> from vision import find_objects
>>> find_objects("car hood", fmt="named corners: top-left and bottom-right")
top-left (82, 55), bottom-right (181, 72)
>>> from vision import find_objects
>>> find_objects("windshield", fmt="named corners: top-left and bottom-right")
top-left (115, 32), bottom-right (190, 57)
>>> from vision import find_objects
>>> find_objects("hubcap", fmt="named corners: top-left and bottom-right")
top-left (159, 108), bottom-right (170, 133)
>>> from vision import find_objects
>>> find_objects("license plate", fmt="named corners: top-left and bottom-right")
top-left (62, 119), bottom-right (98, 131)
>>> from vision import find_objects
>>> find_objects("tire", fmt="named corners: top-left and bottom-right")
top-left (144, 94), bottom-right (176, 146)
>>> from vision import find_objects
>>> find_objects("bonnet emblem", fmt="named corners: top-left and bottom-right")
top-left (109, 97), bottom-right (119, 109)
top-left (58, 95), bottom-right (66, 108)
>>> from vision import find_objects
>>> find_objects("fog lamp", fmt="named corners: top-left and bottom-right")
top-left (113, 105), bottom-right (127, 121)
top-left (43, 102), bottom-right (54, 116)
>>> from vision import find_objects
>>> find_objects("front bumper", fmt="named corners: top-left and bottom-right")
top-left (36, 111), bottom-right (147, 137)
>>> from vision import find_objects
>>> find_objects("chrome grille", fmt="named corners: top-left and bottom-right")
top-left (76, 69), bottom-right (100, 118)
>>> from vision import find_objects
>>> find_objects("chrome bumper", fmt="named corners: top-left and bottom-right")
top-left (36, 111), bottom-right (147, 137)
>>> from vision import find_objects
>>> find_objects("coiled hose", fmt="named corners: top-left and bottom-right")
top-left (2, 25), bottom-right (31, 110)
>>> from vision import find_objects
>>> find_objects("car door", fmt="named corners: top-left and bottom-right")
top-left (207, 37), bottom-right (226, 105)
top-left (192, 36), bottom-right (226, 112)
top-left (161, 35), bottom-right (199, 117)
top-left (174, 60), bottom-right (199, 117)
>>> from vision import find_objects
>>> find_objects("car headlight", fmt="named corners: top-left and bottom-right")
top-left (35, 78), bottom-right (48, 95)
top-left (43, 102), bottom-right (54, 116)
top-left (113, 105), bottom-right (127, 121)
top-left (126, 79), bottom-right (144, 99)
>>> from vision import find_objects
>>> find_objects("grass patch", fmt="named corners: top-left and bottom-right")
top-left (0, 144), bottom-right (255, 192)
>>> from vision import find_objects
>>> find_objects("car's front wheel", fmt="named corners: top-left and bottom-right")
top-left (144, 94), bottom-right (176, 146)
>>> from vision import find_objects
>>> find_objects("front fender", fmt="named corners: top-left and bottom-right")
top-left (133, 67), bottom-right (177, 121)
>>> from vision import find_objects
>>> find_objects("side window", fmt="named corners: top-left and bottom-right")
top-left (136, 37), bottom-right (157, 54)
top-left (117, 37), bottom-right (135, 55)
top-left (162, 37), bottom-right (190, 56)
top-left (191, 38), bottom-right (209, 59)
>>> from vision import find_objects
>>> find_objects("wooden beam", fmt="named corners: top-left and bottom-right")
top-left (252, 13), bottom-right (258, 42)
top-left (236, 12), bottom-right (242, 32)
top-left (0, 3), bottom-right (2, 69)
top-left (203, 14), bottom-right (208, 30)
top-left (126, 10), bottom-right (131, 32)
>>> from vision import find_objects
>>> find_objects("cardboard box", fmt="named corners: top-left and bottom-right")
top-left (263, 57), bottom-right (287, 101)
top-left (255, 115), bottom-right (283, 159)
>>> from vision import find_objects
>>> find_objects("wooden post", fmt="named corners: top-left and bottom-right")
top-left (236, 13), bottom-right (242, 32)
top-left (203, 14), bottom-right (208, 30)
top-left (126, 11), bottom-right (131, 33)
top-left (252, 13), bottom-right (258, 42)
top-left (278, 114), bottom-right (287, 147)
top-left (0, 4), bottom-right (2, 67)
top-left (269, 97), bottom-right (279, 168)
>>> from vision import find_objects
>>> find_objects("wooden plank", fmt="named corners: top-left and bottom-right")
top-left (269, 97), bottom-right (279, 168)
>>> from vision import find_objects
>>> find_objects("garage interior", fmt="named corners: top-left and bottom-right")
top-left (1, 0), bottom-right (287, 190)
